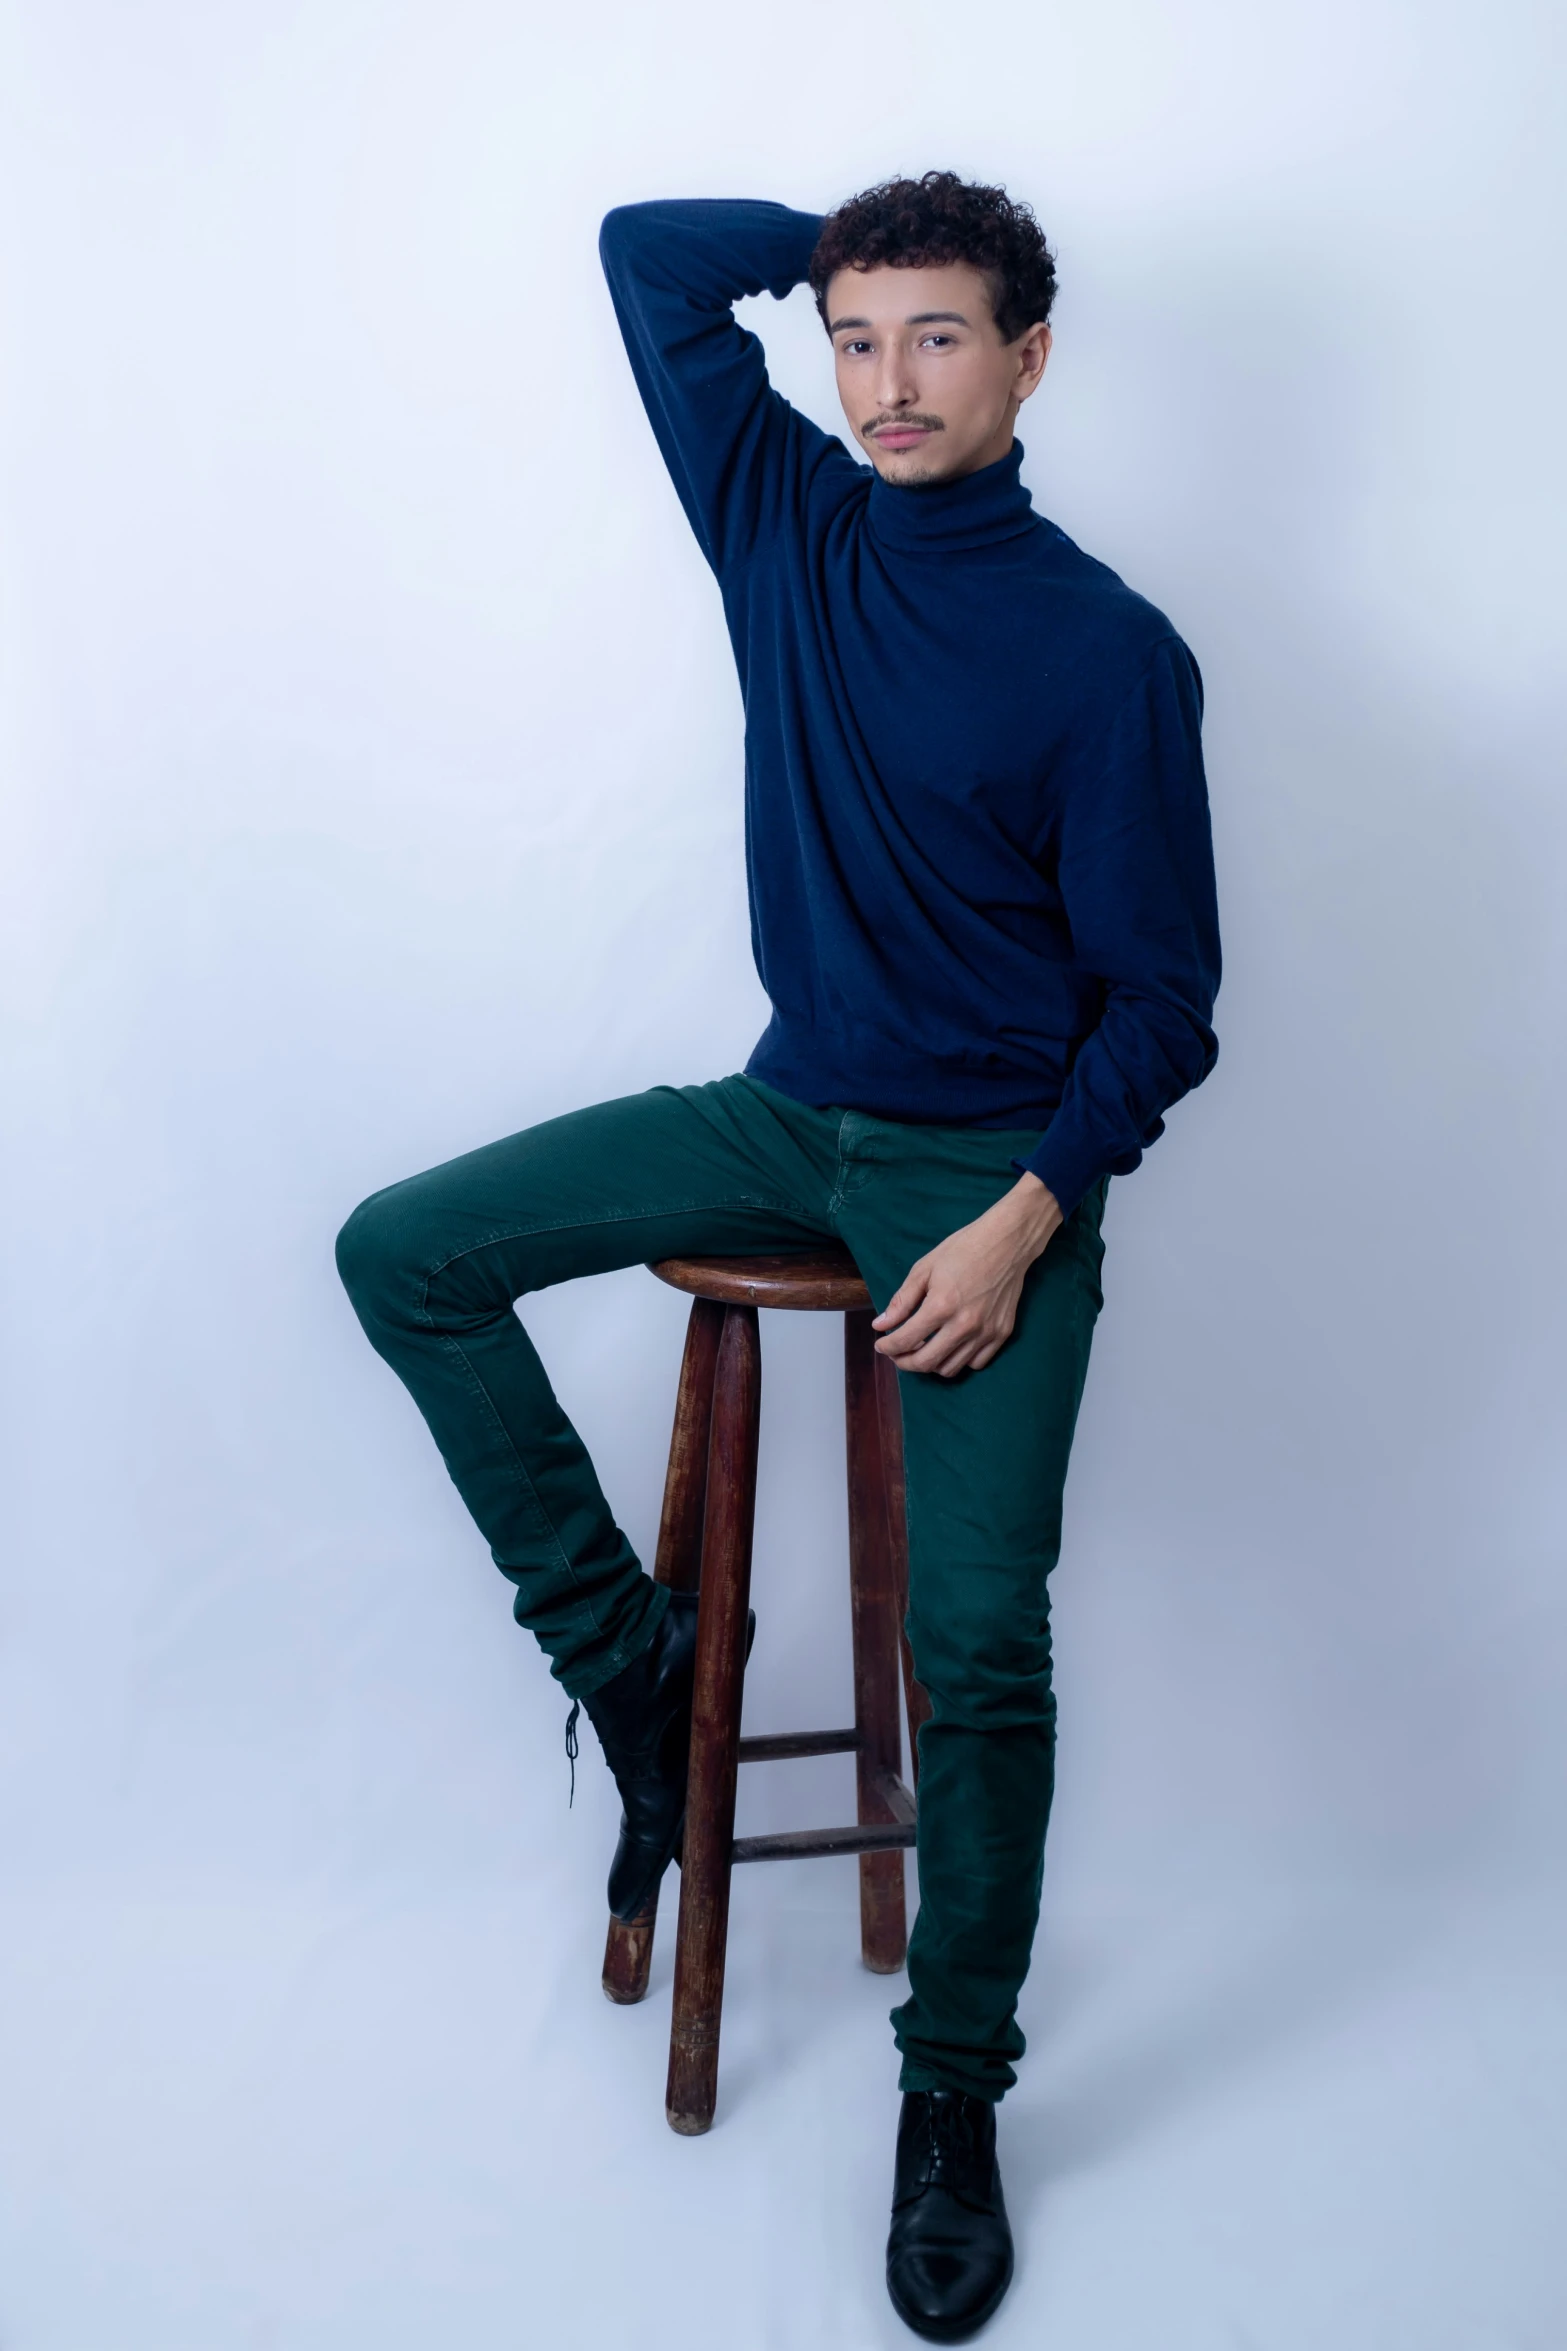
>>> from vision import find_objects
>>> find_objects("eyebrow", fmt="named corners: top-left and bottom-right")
top-left (827, 310), bottom-right (974, 333)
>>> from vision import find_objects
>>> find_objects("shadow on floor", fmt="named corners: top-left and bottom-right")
top-left (1009, 1885), bottom-right (1450, 2203)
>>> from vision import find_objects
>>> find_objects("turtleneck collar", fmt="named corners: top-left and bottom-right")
top-left (864, 437), bottom-right (1038, 556)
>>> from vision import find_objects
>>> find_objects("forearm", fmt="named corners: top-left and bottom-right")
top-left (599, 198), bottom-right (823, 315)
top-left (1019, 987), bottom-right (1216, 1213)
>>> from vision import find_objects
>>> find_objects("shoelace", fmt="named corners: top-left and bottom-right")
top-left (564, 1699), bottom-right (580, 1807)
top-left (923, 2096), bottom-right (978, 2189)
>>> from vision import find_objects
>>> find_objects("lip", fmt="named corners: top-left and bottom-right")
top-left (872, 428), bottom-right (932, 449)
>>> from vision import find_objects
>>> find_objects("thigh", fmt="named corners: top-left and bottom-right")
top-left (836, 1133), bottom-right (1109, 1730)
top-left (339, 1075), bottom-right (842, 1317)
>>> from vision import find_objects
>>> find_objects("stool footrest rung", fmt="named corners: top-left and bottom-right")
top-left (730, 1769), bottom-right (918, 1864)
top-left (731, 1819), bottom-right (916, 1864)
top-left (736, 1726), bottom-right (861, 1764)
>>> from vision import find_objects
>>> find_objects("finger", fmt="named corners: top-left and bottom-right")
top-left (874, 1298), bottom-right (962, 1359)
top-left (871, 1261), bottom-right (931, 1330)
top-left (890, 1318), bottom-right (980, 1377)
top-left (937, 1333), bottom-right (988, 1378)
top-left (916, 1314), bottom-right (1004, 1379)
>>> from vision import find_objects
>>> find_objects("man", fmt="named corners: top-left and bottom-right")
top-left (337, 170), bottom-right (1219, 2341)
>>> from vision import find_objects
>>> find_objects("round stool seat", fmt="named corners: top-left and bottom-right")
top-left (649, 1245), bottom-right (870, 1313)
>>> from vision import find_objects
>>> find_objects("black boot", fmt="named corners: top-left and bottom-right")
top-left (885, 2090), bottom-right (1014, 2342)
top-left (575, 1591), bottom-right (754, 1923)
top-left (576, 1590), bottom-right (699, 1922)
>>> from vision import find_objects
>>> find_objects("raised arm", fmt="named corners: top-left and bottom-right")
top-left (598, 198), bottom-right (829, 576)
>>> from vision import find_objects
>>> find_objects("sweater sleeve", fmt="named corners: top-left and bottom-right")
top-left (598, 198), bottom-right (830, 576)
top-left (1018, 637), bottom-right (1221, 1217)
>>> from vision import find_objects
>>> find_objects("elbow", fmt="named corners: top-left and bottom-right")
top-left (598, 199), bottom-right (669, 264)
top-left (598, 205), bottom-right (632, 269)
top-left (598, 202), bottom-right (660, 279)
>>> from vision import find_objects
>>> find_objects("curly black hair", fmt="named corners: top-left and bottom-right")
top-left (808, 170), bottom-right (1057, 345)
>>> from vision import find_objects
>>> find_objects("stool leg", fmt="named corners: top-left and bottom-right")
top-left (666, 1302), bottom-right (762, 2134)
top-left (654, 1296), bottom-right (727, 1598)
top-left (874, 1346), bottom-right (931, 1792)
top-left (602, 1296), bottom-right (724, 2007)
top-left (847, 1312), bottom-right (909, 1974)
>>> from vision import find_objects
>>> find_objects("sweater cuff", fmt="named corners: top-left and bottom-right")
top-left (1010, 1128), bottom-right (1114, 1224)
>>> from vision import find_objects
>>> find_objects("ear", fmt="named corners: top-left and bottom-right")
top-left (1013, 322), bottom-right (1052, 405)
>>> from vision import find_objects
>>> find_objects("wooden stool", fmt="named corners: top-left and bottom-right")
top-left (600, 1244), bottom-right (931, 2136)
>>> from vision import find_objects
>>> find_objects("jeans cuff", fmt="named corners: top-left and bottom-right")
top-left (557, 1577), bottom-right (669, 1701)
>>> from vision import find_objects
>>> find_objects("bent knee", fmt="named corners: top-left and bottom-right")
top-left (334, 1187), bottom-right (416, 1316)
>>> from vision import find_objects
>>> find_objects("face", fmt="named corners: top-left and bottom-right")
top-left (825, 260), bottom-right (1052, 487)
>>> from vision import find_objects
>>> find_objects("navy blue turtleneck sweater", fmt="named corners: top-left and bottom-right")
top-left (599, 199), bottom-right (1220, 1216)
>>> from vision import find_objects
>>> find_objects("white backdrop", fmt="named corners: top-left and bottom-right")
top-left (3, 3), bottom-right (1565, 2345)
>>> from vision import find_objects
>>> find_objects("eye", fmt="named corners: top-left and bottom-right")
top-left (921, 334), bottom-right (955, 349)
top-left (841, 339), bottom-right (873, 356)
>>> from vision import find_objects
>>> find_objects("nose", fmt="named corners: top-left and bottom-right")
top-left (871, 340), bottom-right (919, 413)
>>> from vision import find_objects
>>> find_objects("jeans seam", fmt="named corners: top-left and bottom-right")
top-left (431, 1327), bottom-right (584, 1593)
top-left (826, 1111), bottom-right (856, 1218)
top-left (417, 1193), bottom-right (815, 1289)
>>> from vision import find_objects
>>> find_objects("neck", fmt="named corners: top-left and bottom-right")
top-left (864, 438), bottom-right (1037, 556)
top-left (950, 410), bottom-right (1019, 481)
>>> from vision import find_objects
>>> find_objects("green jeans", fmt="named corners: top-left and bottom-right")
top-left (336, 1073), bottom-right (1107, 2100)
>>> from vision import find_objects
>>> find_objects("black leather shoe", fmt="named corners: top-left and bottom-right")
top-left (578, 1592), bottom-right (754, 1923)
top-left (886, 2090), bottom-right (1014, 2342)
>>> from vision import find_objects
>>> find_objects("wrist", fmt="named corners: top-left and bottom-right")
top-left (995, 1172), bottom-right (1063, 1258)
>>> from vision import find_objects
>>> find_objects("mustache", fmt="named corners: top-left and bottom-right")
top-left (864, 413), bottom-right (945, 434)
